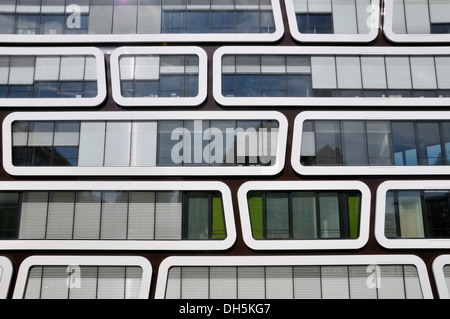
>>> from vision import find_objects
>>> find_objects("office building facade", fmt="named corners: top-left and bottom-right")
top-left (0, 0), bottom-right (450, 299)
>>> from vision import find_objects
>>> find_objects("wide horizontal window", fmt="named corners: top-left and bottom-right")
top-left (285, 0), bottom-right (380, 42)
top-left (375, 181), bottom-right (450, 249)
top-left (384, 0), bottom-right (450, 43)
top-left (0, 181), bottom-right (235, 250)
top-left (155, 255), bottom-right (433, 299)
top-left (238, 181), bottom-right (370, 250)
top-left (0, 0), bottom-right (284, 43)
top-left (13, 256), bottom-right (152, 299)
top-left (0, 256), bottom-right (12, 299)
top-left (110, 47), bottom-right (207, 107)
top-left (4, 111), bottom-right (287, 177)
top-left (0, 47), bottom-right (106, 107)
top-left (213, 47), bottom-right (450, 107)
top-left (292, 111), bottom-right (450, 176)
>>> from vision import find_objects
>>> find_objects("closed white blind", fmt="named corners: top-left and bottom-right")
top-left (73, 191), bottom-right (102, 239)
top-left (386, 57), bottom-right (412, 89)
top-left (261, 56), bottom-right (286, 74)
top-left (24, 266), bottom-right (43, 299)
top-left (125, 267), bottom-right (143, 299)
top-left (60, 57), bottom-right (85, 81)
top-left (137, 4), bottom-right (162, 34)
top-left (266, 267), bottom-right (293, 299)
top-left (119, 57), bottom-right (135, 81)
top-left (429, 0), bottom-right (450, 23)
top-left (128, 191), bottom-right (155, 240)
top-left (435, 57), bottom-right (450, 89)
top-left (404, 265), bottom-right (423, 299)
top-left (97, 266), bottom-right (125, 299)
top-left (34, 57), bottom-right (60, 81)
top-left (0, 57), bottom-right (9, 85)
top-left (311, 56), bottom-right (337, 89)
top-left (236, 56), bottom-right (260, 74)
top-left (181, 267), bottom-right (209, 299)
top-left (361, 56), bottom-right (387, 89)
top-left (356, 0), bottom-right (371, 34)
top-left (88, 3), bottom-right (114, 35)
top-left (112, 4), bottom-right (138, 34)
top-left (349, 265), bottom-right (378, 299)
top-left (46, 192), bottom-right (75, 239)
top-left (130, 121), bottom-right (158, 167)
top-left (392, 0), bottom-right (407, 34)
top-left (54, 122), bottom-right (80, 147)
top-left (9, 57), bottom-right (34, 85)
top-left (308, 0), bottom-right (332, 12)
top-left (84, 57), bottom-right (97, 81)
top-left (135, 56), bottom-right (160, 80)
top-left (378, 265), bottom-right (406, 299)
top-left (155, 192), bottom-right (182, 240)
top-left (336, 56), bottom-right (362, 89)
top-left (410, 57), bottom-right (437, 89)
top-left (404, 0), bottom-right (430, 34)
top-left (333, 0), bottom-right (358, 34)
top-left (104, 121), bottom-right (131, 167)
top-left (210, 266), bottom-right (237, 299)
top-left (68, 266), bottom-right (98, 299)
top-left (237, 267), bottom-right (265, 299)
top-left (321, 266), bottom-right (350, 299)
top-left (398, 191), bottom-right (425, 238)
top-left (293, 266), bottom-right (321, 299)
top-left (78, 121), bottom-right (106, 167)
top-left (100, 191), bottom-right (128, 239)
top-left (40, 266), bottom-right (69, 299)
top-left (166, 267), bottom-right (182, 299)
top-left (19, 192), bottom-right (48, 239)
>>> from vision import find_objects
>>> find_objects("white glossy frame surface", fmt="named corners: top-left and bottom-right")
top-left (110, 46), bottom-right (208, 107)
top-left (292, 111), bottom-right (450, 176)
top-left (12, 255), bottom-right (152, 299)
top-left (0, 180), bottom-right (236, 251)
top-left (213, 46), bottom-right (450, 107)
top-left (375, 180), bottom-right (450, 249)
top-left (154, 255), bottom-right (433, 299)
top-left (284, 0), bottom-right (380, 43)
top-left (384, 0), bottom-right (450, 43)
top-left (0, 47), bottom-right (106, 107)
top-left (3, 111), bottom-right (288, 177)
top-left (0, 256), bottom-right (13, 299)
top-left (432, 255), bottom-right (450, 299)
top-left (0, 0), bottom-right (284, 44)
top-left (238, 180), bottom-right (371, 250)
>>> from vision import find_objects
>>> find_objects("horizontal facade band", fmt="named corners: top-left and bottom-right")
top-left (0, 181), bottom-right (235, 251)
top-left (12, 255), bottom-right (152, 299)
top-left (237, 180), bottom-right (371, 250)
top-left (3, 111), bottom-right (287, 176)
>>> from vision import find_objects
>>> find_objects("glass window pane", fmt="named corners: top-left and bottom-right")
top-left (318, 193), bottom-right (340, 238)
top-left (0, 192), bottom-right (19, 239)
top-left (155, 191), bottom-right (182, 240)
top-left (392, 122), bottom-right (418, 165)
top-left (158, 120), bottom-right (183, 165)
top-left (262, 75), bottom-right (285, 97)
top-left (128, 191), bottom-right (155, 240)
top-left (315, 121), bottom-right (342, 165)
top-left (347, 193), bottom-right (360, 239)
top-left (236, 74), bottom-right (260, 97)
top-left (266, 192), bottom-right (290, 239)
top-left (100, 191), bottom-right (128, 239)
top-left (46, 191), bottom-right (75, 239)
top-left (42, 14), bottom-right (65, 34)
top-left (385, 191), bottom-right (398, 238)
top-left (235, 11), bottom-right (259, 33)
top-left (187, 11), bottom-right (210, 33)
top-left (104, 121), bottom-right (131, 167)
top-left (0, 14), bottom-right (14, 34)
top-left (424, 191), bottom-right (450, 238)
top-left (341, 121), bottom-right (368, 165)
top-left (185, 192), bottom-right (209, 240)
top-left (292, 191), bottom-right (317, 239)
top-left (398, 191), bottom-right (425, 238)
top-left (248, 191), bottom-right (263, 240)
top-left (366, 121), bottom-right (393, 165)
top-left (19, 192), bottom-right (48, 239)
top-left (73, 191), bottom-right (102, 239)
top-left (417, 122), bottom-right (444, 165)
top-left (287, 74), bottom-right (312, 97)
top-left (212, 192), bottom-right (226, 239)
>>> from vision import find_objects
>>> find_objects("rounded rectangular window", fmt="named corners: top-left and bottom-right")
top-left (12, 256), bottom-right (152, 299)
top-left (432, 255), bottom-right (450, 298)
top-left (0, 47), bottom-right (106, 107)
top-left (0, 181), bottom-right (235, 251)
top-left (375, 181), bottom-right (450, 249)
top-left (0, 0), bottom-right (284, 43)
top-left (384, 0), bottom-right (450, 43)
top-left (285, 0), bottom-right (380, 43)
top-left (3, 111), bottom-right (287, 177)
top-left (238, 181), bottom-right (370, 250)
top-left (213, 46), bottom-right (450, 107)
top-left (292, 111), bottom-right (450, 176)
top-left (0, 256), bottom-right (12, 299)
top-left (155, 255), bottom-right (433, 299)
top-left (110, 47), bottom-right (207, 107)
